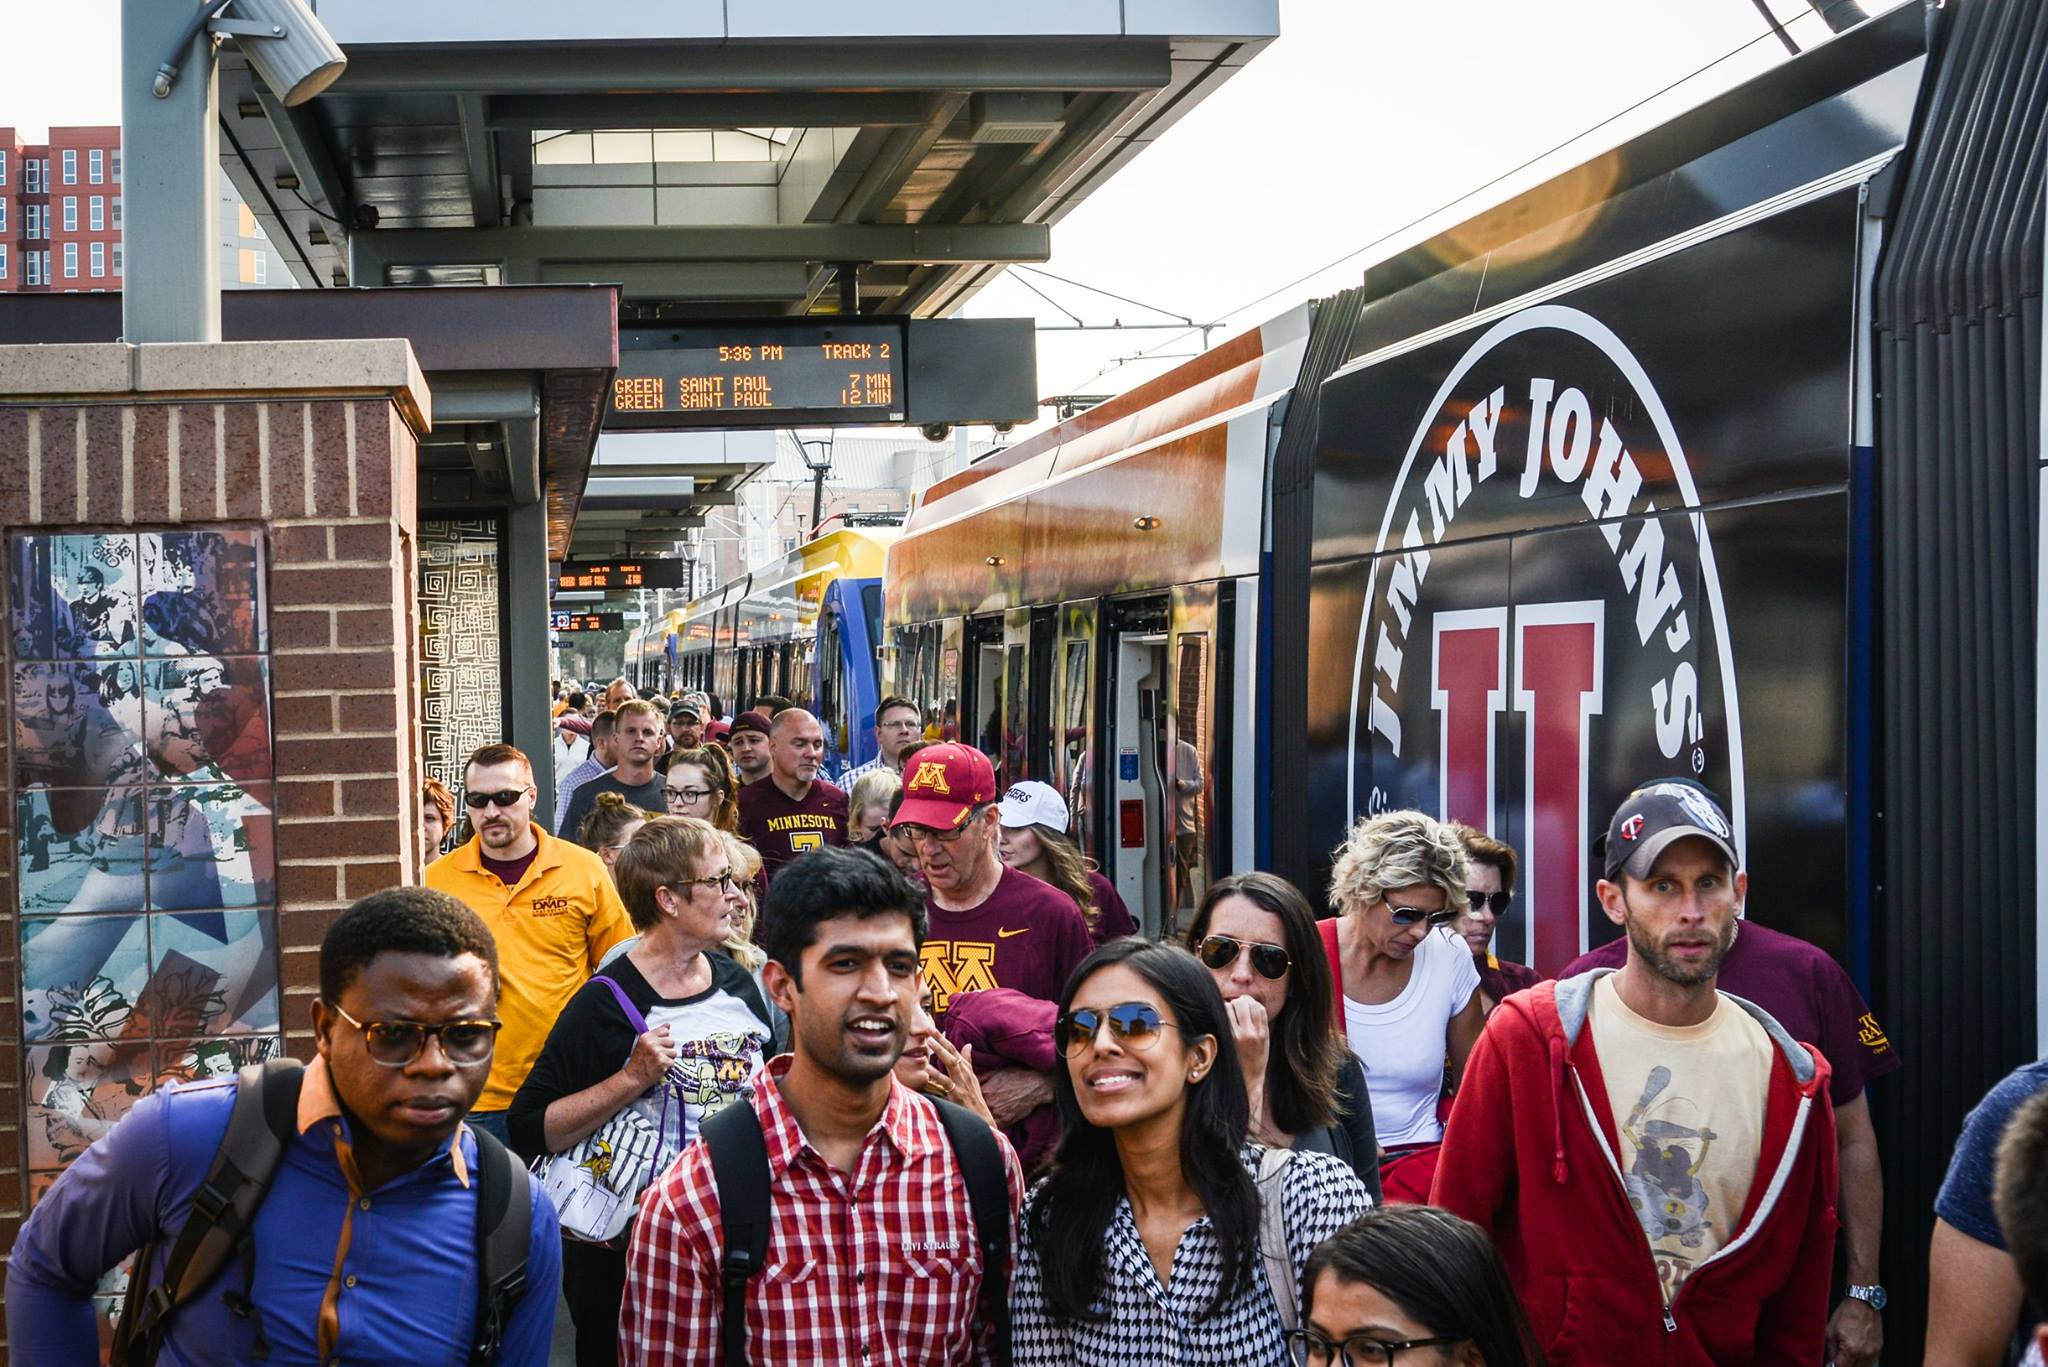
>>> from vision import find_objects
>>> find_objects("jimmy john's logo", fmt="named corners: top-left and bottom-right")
top-left (909, 761), bottom-right (953, 795)
top-left (1345, 303), bottom-right (1745, 976)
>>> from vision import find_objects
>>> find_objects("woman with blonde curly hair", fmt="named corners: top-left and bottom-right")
top-left (1319, 809), bottom-right (1483, 1202)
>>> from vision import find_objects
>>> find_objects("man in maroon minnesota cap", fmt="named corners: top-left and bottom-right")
top-left (893, 742), bottom-right (1094, 1130)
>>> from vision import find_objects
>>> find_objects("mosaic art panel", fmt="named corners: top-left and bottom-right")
top-left (143, 655), bottom-right (272, 783)
top-left (419, 518), bottom-right (504, 801)
top-left (26, 1040), bottom-right (154, 1169)
top-left (13, 661), bottom-right (150, 790)
top-left (145, 782), bottom-right (277, 911)
top-left (139, 530), bottom-right (266, 656)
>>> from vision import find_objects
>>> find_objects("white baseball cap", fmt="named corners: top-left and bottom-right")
top-left (997, 780), bottom-right (1070, 831)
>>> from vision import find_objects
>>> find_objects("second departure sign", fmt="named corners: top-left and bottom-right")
top-left (608, 321), bottom-right (907, 428)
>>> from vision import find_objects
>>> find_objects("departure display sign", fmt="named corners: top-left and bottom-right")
top-left (553, 560), bottom-right (690, 591)
top-left (551, 612), bottom-right (624, 632)
top-left (608, 321), bottom-right (908, 428)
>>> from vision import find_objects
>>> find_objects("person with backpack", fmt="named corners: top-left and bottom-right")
top-left (621, 845), bottom-right (1024, 1366)
top-left (6, 887), bottom-right (559, 1366)
top-left (1012, 940), bottom-right (1372, 1365)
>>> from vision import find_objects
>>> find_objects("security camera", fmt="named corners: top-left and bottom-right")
top-left (351, 202), bottom-right (381, 231)
top-left (155, 0), bottom-right (346, 108)
top-left (921, 424), bottom-right (952, 443)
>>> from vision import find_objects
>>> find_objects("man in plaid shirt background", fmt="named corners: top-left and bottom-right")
top-left (621, 846), bottom-right (1024, 1366)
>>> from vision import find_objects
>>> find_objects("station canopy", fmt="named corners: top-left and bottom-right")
top-left (215, 1), bottom-right (1278, 556)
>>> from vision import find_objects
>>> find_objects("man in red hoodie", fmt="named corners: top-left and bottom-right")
top-left (1432, 781), bottom-right (1837, 1365)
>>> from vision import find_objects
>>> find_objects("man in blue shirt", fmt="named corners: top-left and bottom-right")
top-left (7, 887), bottom-right (561, 1365)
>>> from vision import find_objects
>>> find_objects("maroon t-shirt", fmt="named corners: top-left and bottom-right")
top-left (1085, 871), bottom-right (1139, 945)
top-left (923, 866), bottom-right (1095, 1020)
top-left (737, 776), bottom-right (848, 882)
top-left (1562, 918), bottom-right (1900, 1105)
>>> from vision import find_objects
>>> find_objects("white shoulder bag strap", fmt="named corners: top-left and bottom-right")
top-left (1255, 1145), bottom-right (1299, 1332)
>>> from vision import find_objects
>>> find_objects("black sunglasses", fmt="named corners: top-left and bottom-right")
top-left (462, 788), bottom-right (529, 811)
top-left (1056, 1001), bottom-right (1179, 1058)
top-left (1466, 889), bottom-right (1512, 915)
top-left (1385, 902), bottom-right (1459, 929)
top-left (1196, 934), bottom-right (1291, 980)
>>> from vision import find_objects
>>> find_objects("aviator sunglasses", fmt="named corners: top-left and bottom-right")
top-left (1056, 1001), bottom-right (1181, 1058)
top-left (1467, 888), bottom-right (1512, 915)
top-left (1385, 901), bottom-right (1460, 929)
top-left (1196, 934), bottom-right (1291, 980)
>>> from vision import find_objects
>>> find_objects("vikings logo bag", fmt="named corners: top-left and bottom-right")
top-left (531, 976), bottom-right (675, 1244)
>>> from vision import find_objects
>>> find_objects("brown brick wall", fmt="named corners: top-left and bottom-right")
top-left (0, 387), bottom-right (422, 1356)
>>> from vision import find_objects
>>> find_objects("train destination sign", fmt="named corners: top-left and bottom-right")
top-left (553, 559), bottom-right (690, 591)
top-left (608, 321), bottom-right (908, 428)
top-left (550, 612), bottom-right (624, 632)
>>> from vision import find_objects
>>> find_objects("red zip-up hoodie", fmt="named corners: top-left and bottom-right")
top-left (1431, 970), bottom-right (1838, 1366)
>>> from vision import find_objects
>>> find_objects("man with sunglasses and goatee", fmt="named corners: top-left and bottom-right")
top-left (428, 742), bottom-right (632, 1146)
top-left (8, 888), bottom-right (562, 1365)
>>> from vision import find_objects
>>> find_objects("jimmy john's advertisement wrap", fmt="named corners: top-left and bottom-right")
top-left (1308, 190), bottom-right (1858, 975)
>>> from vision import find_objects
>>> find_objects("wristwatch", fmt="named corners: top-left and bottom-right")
top-left (1844, 1284), bottom-right (1887, 1311)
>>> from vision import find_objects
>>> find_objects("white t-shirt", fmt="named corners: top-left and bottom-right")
top-left (1342, 927), bottom-right (1481, 1146)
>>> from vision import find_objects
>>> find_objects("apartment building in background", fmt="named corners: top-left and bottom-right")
top-left (0, 125), bottom-right (289, 293)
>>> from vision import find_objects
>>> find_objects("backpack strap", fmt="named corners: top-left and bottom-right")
top-left (931, 1099), bottom-right (1012, 1367)
top-left (1255, 1146), bottom-right (1300, 1332)
top-left (702, 1099), bottom-right (771, 1367)
top-left (111, 1057), bottom-right (303, 1367)
top-left (468, 1124), bottom-right (533, 1366)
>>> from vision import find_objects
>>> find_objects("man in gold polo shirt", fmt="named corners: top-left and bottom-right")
top-left (426, 742), bottom-right (631, 1144)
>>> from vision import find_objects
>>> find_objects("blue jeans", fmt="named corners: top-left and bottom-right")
top-left (466, 1109), bottom-right (510, 1147)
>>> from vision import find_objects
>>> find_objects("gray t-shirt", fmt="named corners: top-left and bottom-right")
top-left (558, 772), bottom-right (663, 848)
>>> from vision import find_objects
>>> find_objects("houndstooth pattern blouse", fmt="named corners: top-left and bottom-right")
top-left (1013, 1146), bottom-right (1373, 1365)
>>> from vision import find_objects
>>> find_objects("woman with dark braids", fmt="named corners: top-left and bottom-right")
top-left (1013, 940), bottom-right (1370, 1364)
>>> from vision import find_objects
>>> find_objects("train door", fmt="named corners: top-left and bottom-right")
top-left (1057, 599), bottom-right (1101, 859)
top-left (1105, 595), bottom-right (1173, 937)
top-left (1028, 608), bottom-right (1057, 787)
top-left (1000, 608), bottom-right (1032, 788)
top-left (963, 614), bottom-right (1004, 772)
top-left (1167, 585), bottom-right (1221, 918)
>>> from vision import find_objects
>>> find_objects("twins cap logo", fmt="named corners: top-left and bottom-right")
top-left (1621, 814), bottom-right (1646, 841)
top-left (1637, 781), bottom-right (1732, 838)
top-left (909, 760), bottom-right (952, 795)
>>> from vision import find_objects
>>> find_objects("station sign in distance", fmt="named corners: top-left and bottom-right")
top-left (608, 320), bottom-right (904, 429)
top-left (550, 611), bottom-right (624, 632)
top-left (552, 559), bottom-right (691, 591)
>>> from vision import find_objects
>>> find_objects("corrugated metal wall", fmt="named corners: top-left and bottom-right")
top-left (1872, 0), bottom-right (2045, 1354)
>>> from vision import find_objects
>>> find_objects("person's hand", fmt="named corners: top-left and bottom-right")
top-left (930, 1037), bottom-right (996, 1127)
top-left (979, 1066), bottom-right (1056, 1128)
top-left (624, 1025), bottom-right (677, 1088)
top-left (1825, 1296), bottom-right (1881, 1367)
top-left (1226, 994), bottom-right (1271, 1090)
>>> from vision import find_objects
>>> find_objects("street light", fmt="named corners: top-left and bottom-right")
top-left (798, 438), bottom-right (834, 536)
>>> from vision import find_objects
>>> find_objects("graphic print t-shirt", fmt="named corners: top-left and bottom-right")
top-left (922, 866), bottom-right (1095, 1019)
top-left (1589, 974), bottom-right (1773, 1303)
top-left (737, 777), bottom-right (848, 881)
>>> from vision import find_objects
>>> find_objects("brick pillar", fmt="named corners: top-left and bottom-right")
top-left (0, 341), bottom-right (430, 1352)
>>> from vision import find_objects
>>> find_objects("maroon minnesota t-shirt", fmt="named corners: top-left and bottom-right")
top-left (738, 776), bottom-right (848, 882)
top-left (923, 866), bottom-right (1095, 1019)
top-left (1561, 918), bottom-right (1900, 1105)
top-left (1085, 870), bottom-right (1139, 945)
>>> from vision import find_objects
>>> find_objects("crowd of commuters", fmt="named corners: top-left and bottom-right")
top-left (27, 670), bottom-right (2048, 1367)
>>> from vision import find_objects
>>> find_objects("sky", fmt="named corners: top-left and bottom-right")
top-left (4, 0), bottom-right (1898, 432)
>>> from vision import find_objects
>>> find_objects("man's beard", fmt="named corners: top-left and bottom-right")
top-left (1623, 903), bottom-right (1733, 987)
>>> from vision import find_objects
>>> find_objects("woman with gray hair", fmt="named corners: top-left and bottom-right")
top-left (1318, 809), bottom-right (1484, 1202)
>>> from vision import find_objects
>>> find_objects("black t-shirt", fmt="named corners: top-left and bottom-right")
top-left (558, 772), bottom-right (665, 847)
top-left (506, 950), bottom-right (774, 1164)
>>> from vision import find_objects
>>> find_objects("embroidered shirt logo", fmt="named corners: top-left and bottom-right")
top-left (530, 894), bottom-right (572, 915)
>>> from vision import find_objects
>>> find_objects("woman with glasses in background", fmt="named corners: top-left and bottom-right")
top-left (1014, 939), bottom-right (1371, 1365)
top-left (1288, 1205), bottom-right (1542, 1367)
top-left (1447, 824), bottom-right (1540, 1015)
top-left (1187, 872), bottom-right (1381, 1203)
top-left (662, 745), bottom-right (739, 833)
top-left (1319, 811), bottom-right (1483, 1204)
top-left (508, 816), bottom-right (773, 1367)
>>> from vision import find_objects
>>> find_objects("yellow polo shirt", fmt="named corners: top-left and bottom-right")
top-left (425, 825), bottom-right (632, 1111)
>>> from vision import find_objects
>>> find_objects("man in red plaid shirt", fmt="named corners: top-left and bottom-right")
top-left (622, 847), bottom-right (1024, 1366)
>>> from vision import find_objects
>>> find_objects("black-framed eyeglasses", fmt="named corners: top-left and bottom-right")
top-left (674, 870), bottom-right (738, 894)
top-left (462, 788), bottom-right (530, 811)
top-left (330, 1003), bottom-right (501, 1067)
top-left (1284, 1327), bottom-right (1470, 1366)
top-left (896, 806), bottom-right (988, 846)
top-left (1467, 889), bottom-right (1512, 915)
top-left (665, 786), bottom-right (714, 805)
top-left (1056, 1001), bottom-right (1180, 1058)
top-left (1385, 901), bottom-right (1459, 929)
top-left (1196, 934), bottom-right (1291, 980)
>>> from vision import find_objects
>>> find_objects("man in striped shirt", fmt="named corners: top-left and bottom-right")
top-left (843, 694), bottom-right (924, 782)
top-left (622, 847), bottom-right (1023, 1366)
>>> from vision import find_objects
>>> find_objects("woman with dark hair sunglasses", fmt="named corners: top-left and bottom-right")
top-left (1290, 1204), bottom-right (1544, 1367)
top-left (1187, 873), bottom-right (1382, 1203)
top-left (1014, 940), bottom-right (1372, 1364)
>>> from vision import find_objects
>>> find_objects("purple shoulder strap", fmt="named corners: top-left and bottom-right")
top-left (592, 974), bottom-right (648, 1034)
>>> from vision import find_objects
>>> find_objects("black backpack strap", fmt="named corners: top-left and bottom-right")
top-left (931, 1099), bottom-right (1012, 1367)
top-left (468, 1125), bottom-right (533, 1366)
top-left (701, 1099), bottom-right (770, 1367)
top-left (111, 1057), bottom-right (302, 1367)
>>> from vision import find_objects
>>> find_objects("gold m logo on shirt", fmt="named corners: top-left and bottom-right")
top-left (920, 940), bottom-right (997, 1013)
top-left (909, 761), bottom-right (953, 795)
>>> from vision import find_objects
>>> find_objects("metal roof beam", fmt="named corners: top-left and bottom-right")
top-left (352, 223), bottom-right (1050, 271)
top-left (579, 491), bottom-right (739, 510)
top-left (332, 40), bottom-right (1171, 95)
top-left (485, 92), bottom-right (933, 131)
top-left (837, 94), bottom-right (970, 225)
top-left (456, 96), bottom-right (503, 228)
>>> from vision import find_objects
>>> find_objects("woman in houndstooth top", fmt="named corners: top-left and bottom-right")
top-left (1014, 940), bottom-right (1373, 1365)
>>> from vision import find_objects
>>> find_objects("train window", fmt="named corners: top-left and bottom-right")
top-left (861, 584), bottom-right (885, 696)
top-left (819, 610), bottom-right (846, 758)
top-left (1003, 643), bottom-right (1027, 787)
top-left (1171, 634), bottom-right (1212, 918)
top-left (1061, 639), bottom-right (1093, 856)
